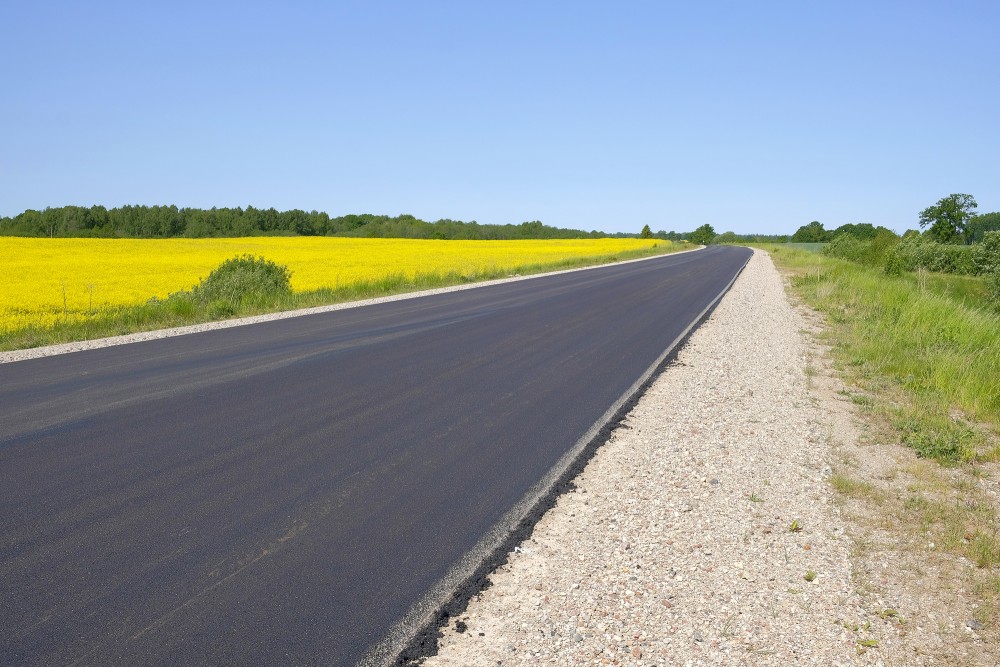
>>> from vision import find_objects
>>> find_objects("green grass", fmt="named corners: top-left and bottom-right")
top-left (782, 242), bottom-right (827, 253)
top-left (900, 269), bottom-right (994, 313)
top-left (829, 473), bottom-right (883, 501)
top-left (0, 242), bottom-right (691, 352)
top-left (763, 245), bottom-right (1000, 464)
top-left (767, 244), bottom-right (1000, 639)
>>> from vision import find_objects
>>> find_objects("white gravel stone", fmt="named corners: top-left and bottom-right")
top-left (423, 250), bottom-right (879, 666)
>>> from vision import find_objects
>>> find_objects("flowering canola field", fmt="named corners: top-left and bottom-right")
top-left (1, 237), bottom-right (664, 333)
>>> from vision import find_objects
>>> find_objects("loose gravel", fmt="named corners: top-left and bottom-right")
top-left (421, 250), bottom-right (881, 666)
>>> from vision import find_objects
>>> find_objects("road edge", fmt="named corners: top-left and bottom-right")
top-left (357, 247), bottom-right (753, 667)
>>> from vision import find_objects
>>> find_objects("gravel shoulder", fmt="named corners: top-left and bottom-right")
top-left (419, 250), bottom-right (893, 666)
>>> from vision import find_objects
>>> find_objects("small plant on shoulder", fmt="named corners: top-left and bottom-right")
top-left (856, 639), bottom-right (879, 651)
top-left (748, 492), bottom-right (765, 503)
top-left (804, 570), bottom-right (817, 582)
top-left (877, 608), bottom-right (904, 624)
top-left (789, 518), bottom-right (803, 533)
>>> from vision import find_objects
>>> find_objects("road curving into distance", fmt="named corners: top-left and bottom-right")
top-left (0, 245), bottom-right (752, 666)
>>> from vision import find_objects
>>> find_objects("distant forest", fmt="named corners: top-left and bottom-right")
top-left (0, 205), bottom-right (784, 242)
top-left (0, 205), bottom-right (612, 240)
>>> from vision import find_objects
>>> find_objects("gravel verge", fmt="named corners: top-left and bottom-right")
top-left (420, 250), bottom-right (878, 666)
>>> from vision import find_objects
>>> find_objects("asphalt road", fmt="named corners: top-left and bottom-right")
top-left (0, 245), bottom-right (752, 666)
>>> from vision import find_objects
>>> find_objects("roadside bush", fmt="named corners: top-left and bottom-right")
top-left (886, 237), bottom-right (977, 275)
top-left (165, 294), bottom-right (196, 317)
top-left (895, 414), bottom-right (978, 463)
top-left (884, 251), bottom-right (905, 276)
top-left (947, 246), bottom-right (978, 274)
top-left (824, 234), bottom-right (869, 263)
top-left (192, 255), bottom-right (293, 309)
top-left (987, 271), bottom-right (1000, 312)
top-left (973, 231), bottom-right (1000, 276)
top-left (824, 231), bottom-right (898, 267)
top-left (869, 230), bottom-right (901, 265)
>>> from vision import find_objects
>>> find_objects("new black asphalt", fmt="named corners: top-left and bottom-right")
top-left (0, 245), bottom-right (752, 666)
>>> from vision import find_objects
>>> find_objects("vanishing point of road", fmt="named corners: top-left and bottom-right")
top-left (1, 245), bottom-right (752, 666)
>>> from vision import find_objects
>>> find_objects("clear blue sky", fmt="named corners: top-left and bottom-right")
top-left (2, 1), bottom-right (997, 235)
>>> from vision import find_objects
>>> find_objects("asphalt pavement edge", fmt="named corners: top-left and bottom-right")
top-left (358, 248), bottom-right (753, 667)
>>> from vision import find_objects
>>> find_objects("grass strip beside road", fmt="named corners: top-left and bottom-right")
top-left (763, 243), bottom-right (1000, 637)
top-left (765, 244), bottom-right (999, 463)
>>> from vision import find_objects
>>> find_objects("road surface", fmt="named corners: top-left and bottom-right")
top-left (0, 246), bottom-right (751, 666)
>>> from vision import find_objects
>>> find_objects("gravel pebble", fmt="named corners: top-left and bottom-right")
top-left (423, 250), bottom-right (880, 666)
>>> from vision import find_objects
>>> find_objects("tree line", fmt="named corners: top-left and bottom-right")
top-left (0, 204), bottom-right (806, 243)
top-left (0, 206), bottom-right (614, 240)
top-left (790, 195), bottom-right (1000, 245)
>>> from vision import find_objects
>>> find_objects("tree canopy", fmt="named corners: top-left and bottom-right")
top-left (919, 193), bottom-right (978, 244)
top-left (688, 224), bottom-right (716, 245)
top-left (831, 222), bottom-right (896, 240)
top-left (791, 221), bottom-right (830, 242)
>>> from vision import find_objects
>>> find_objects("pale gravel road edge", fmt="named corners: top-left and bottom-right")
top-left (419, 250), bottom-right (902, 667)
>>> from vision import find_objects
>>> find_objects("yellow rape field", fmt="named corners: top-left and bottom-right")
top-left (1, 237), bottom-right (666, 334)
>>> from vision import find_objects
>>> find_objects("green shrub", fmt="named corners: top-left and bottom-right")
top-left (193, 255), bottom-right (292, 309)
top-left (824, 234), bottom-right (869, 263)
top-left (895, 414), bottom-right (978, 463)
top-left (869, 230), bottom-right (901, 265)
top-left (824, 232), bottom-right (898, 267)
top-left (987, 271), bottom-right (1000, 312)
top-left (951, 246), bottom-right (978, 274)
top-left (165, 294), bottom-right (196, 317)
top-left (886, 237), bottom-right (978, 275)
top-left (884, 251), bottom-right (905, 276)
top-left (973, 231), bottom-right (1000, 276)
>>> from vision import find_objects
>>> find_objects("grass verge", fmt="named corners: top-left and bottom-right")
top-left (0, 242), bottom-right (690, 352)
top-left (763, 244), bottom-right (999, 464)
top-left (763, 243), bottom-right (1000, 643)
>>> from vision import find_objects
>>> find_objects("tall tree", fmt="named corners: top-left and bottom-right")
top-left (639, 224), bottom-right (653, 239)
top-left (919, 193), bottom-right (977, 244)
top-left (689, 224), bottom-right (716, 245)
top-left (791, 220), bottom-right (830, 242)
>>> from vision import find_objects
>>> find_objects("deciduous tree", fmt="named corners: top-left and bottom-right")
top-left (919, 193), bottom-right (977, 244)
top-left (689, 224), bottom-right (716, 245)
top-left (791, 220), bottom-right (830, 243)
